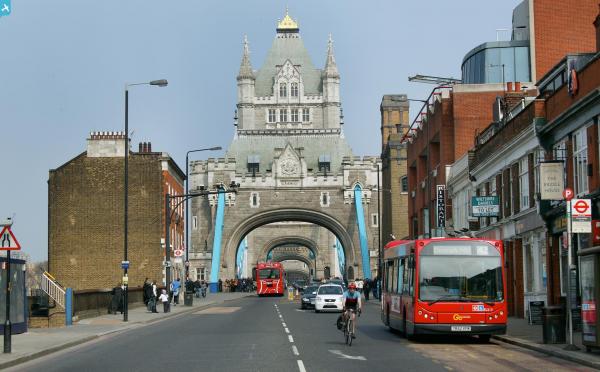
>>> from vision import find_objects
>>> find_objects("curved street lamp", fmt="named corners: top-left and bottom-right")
top-left (185, 146), bottom-right (222, 279)
top-left (124, 79), bottom-right (168, 322)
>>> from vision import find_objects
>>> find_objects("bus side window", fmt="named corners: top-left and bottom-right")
top-left (402, 257), bottom-right (409, 294)
top-left (408, 256), bottom-right (414, 296)
top-left (392, 259), bottom-right (399, 293)
top-left (386, 261), bottom-right (393, 292)
top-left (397, 258), bottom-right (404, 294)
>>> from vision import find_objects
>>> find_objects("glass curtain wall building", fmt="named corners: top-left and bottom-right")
top-left (461, 40), bottom-right (531, 84)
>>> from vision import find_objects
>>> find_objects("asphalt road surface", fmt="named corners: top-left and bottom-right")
top-left (10, 296), bottom-right (593, 372)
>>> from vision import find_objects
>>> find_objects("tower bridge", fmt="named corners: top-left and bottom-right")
top-left (189, 10), bottom-right (380, 290)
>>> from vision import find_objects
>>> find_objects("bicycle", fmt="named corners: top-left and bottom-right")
top-left (343, 309), bottom-right (356, 346)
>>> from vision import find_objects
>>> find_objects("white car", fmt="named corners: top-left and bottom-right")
top-left (314, 284), bottom-right (344, 313)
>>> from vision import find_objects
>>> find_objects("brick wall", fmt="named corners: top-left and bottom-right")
top-left (451, 90), bottom-right (500, 160)
top-left (48, 153), bottom-right (165, 291)
top-left (533, 0), bottom-right (598, 81)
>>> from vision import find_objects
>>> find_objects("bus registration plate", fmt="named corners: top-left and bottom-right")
top-left (451, 326), bottom-right (471, 332)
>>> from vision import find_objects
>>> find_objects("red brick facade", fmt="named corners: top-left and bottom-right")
top-left (532, 0), bottom-right (598, 80)
top-left (407, 85), bottom-right (504, 238)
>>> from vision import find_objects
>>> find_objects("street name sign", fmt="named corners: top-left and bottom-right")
top-left (571, 199), bottom-right (592, 233)
top-left (121, 261), bottom-right (130, 269)
top-left (472, 196), bottom-right (499, 217)
top-left (0, 226), bottom-right (21, 250)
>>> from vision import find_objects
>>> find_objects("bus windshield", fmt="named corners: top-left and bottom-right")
top-left (418, 242), bottom-right (503, 303)
top-left (259, 269), bottom-right (280, 279)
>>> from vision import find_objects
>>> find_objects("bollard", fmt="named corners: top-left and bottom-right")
top-left (65, 288), bottom-right (73, 326)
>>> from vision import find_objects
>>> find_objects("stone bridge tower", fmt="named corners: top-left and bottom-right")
top-left (189, 11), bottom-right (380, 287)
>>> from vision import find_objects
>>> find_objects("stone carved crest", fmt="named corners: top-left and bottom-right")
top-left (280, 153), bottom-right (299, 176)
top-left (277, 144), bottom-right (301, 178)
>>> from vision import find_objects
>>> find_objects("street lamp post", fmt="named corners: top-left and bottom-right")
top-left (185, 147), bottom-right (222, 280)
top-left (124, 79), bottom-right (167, 322)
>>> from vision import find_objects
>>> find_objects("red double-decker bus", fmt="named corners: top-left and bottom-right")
top-left (381, 238), bottom-right (507, 341)
top-left (255, 262), bottom-right (285, 296)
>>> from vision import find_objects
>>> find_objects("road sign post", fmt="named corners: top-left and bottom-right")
top-left (0, 223), bottom-right (21, 354)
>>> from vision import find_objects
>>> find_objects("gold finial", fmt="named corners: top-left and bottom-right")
top-left (277, 8), bottom-right (298, 30)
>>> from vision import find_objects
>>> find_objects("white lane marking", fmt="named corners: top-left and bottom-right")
top-left (284, 327), bottom-right (290, 333)
top-left (282, 322), bottom-right (287, 327)
top-left (297, 360), bottom-right (306, 372)
top-left (329, 350), bottom-right (367, 361)
top-left (288, 335), bottom-right (294, 343)
top-left (279, 315), bottom-right (283, 319)
top-left (292, 345), bottom-right (299, 356)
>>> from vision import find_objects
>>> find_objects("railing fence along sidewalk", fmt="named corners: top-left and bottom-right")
top-left (41, 271), bottom-right (65, 308)
top-left (40, 271), bottom-right (73, 325)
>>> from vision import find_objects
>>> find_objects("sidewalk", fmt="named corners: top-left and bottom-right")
top-left (493, 317), bottom-right (600, 369)
top-left (0, 292), bottom-right (251, 370)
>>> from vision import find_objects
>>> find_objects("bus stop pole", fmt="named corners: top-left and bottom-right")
top-left (565, 200), bottom-right (578, 350)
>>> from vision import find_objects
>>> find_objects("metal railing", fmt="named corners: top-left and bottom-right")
top-left (41, 271), bottom-right (66, 309)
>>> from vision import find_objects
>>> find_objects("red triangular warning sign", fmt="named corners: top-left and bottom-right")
top-left (0, 226), bottom-right (21, 250)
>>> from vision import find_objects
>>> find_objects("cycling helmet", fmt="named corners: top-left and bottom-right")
top-left (348, 282), bottom-right (357, 289)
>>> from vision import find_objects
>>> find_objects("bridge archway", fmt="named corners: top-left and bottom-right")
top-left (223, 209), bottom-right (356, 280)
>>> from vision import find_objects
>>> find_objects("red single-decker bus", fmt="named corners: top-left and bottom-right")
top-left (255, 262), bottom-right (285, 296)
top-left (381, 238), bottom-right (507, 341)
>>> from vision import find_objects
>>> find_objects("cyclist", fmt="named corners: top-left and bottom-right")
top-left (342, 282), bottom-right (362, 337)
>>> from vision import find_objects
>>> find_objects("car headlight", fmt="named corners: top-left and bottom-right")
top-left (316, 296), bottom-right (322, 301)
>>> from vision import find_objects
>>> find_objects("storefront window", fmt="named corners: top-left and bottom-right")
top-left (524, 238), bottom-right (534, 292)
top-left (580, 255), bottom-right (597, 343)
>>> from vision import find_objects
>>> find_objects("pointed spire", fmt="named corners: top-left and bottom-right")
top-left (323, 34), bottom-right (339, 78)
top-left (237, 35), bottom-right (254, 80)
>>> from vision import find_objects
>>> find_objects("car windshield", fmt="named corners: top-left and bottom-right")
top-left (318, 286), bottom-right (342, 295)
top-left (418, 242), bottom-right (504, 303)
top-left (258, 269), bottom-right (280, 279)
top-left (304, 286), bottom-right (318, 294)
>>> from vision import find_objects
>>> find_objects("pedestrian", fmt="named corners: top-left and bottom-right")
top-left (201, 280), bottom-right (207, 298)
top-left (218, 279), bottom-right (223, 292)
top-left (194, 279), bottom-right (201, 298)
top-left (364, 278), bottom-right (371, 301)
top-left (142, 278), bottom-right (151, 306)
top-left (150, 280), bottom-right (159, 313)
top-left (356, 278), bottom-right (364, 293)
top-left (158, 289), bottom-right (170, 313)
top-left (171, 278), bottom-right (181, 305)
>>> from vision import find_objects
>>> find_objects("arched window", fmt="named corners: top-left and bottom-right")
top-left (347, 266), bottom-right (355, 280)
top-left (324, 266), bottom-right (331, 279)
top-left (290, 82), bottom-right (299, 97)
top-left (279, 83), bottom-right (287, 97)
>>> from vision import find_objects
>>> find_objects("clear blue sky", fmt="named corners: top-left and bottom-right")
top-left (0, 0), bottom-right (521, 261)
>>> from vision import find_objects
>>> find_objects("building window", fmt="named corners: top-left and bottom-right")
top-left (193, 216), bottom-right (198, 230)
top-left (318, 155), bottom-right (331, 174)
top-left (573, 127), bottom-right (589, 195)
top-left (279, 109), bottom-right (288, 123)
top-left (371, 213), bottom-right (379, 227)
top-left (524, 237), bottom-right (534, 293)
top-left (519, 156), bottom-right (529, 209)
top-left (302, 108), bottom-right (310, 122)
top-left (291, 108), bottom-right (299, 122)
top-left (268, 109), bottom-right (276, 123)
top-left (291, 82), bottom-right (299, 97)
top-left (553, 141), bottom-right (568, 196)
top-left (250, 192), bottom-right (260, 208)
top-left (247, 155), bottom-right (260, 176)
top-left (320, 192), bottom-right (330, 207)
top-left (279, 83), bottom-right (287, 97)
top-left (400, 176), bottom-right (408, 193)
top-left (196, 267), bottom-right (206, 281)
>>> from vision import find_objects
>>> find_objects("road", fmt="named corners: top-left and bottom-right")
top-left (9, 296), bottom-right (593, 372)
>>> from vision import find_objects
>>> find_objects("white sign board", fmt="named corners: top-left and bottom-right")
top-left (540, 162), bottom-right (565, 200)
top-left (571, 199), bottom-right (592, 233)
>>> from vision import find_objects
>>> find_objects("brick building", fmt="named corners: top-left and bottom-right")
top-left (380, 95), bottom-right (410, 244)
top-left (48, 132), bottom-right (185, 290)
top-left (407, 83), bottom-right (505, 238)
